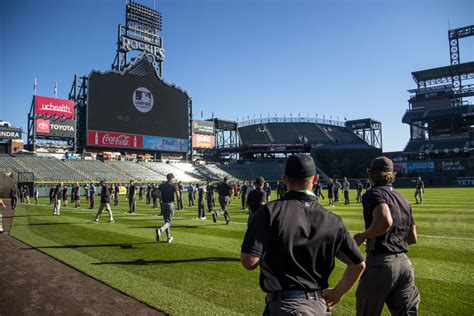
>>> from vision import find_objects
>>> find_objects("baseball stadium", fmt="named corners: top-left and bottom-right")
top-left (0, 1), bottom-right (473, 315)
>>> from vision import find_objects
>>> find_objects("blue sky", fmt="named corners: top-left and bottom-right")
top-left (0, 0), bottom-right (472, 152)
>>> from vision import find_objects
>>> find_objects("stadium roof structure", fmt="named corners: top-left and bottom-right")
top-left (411, 61), bottom-right (474, 87)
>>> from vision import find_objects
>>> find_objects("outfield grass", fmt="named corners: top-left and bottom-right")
top-left (9, 188), bottom-right (474, 315)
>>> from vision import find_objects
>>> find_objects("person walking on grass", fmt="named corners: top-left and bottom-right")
top-left (128, 180), bottom-right (137, 214)
top-left (10, 184), bottom-right (19, 210)
top-left (188, 183), bottom-right (195, 207)
top-left (62, 185), bottom-right (68, 207)
top-left (356, 179), bottom-right (363, 203)
top-left (241, 154), bottom-right (365, 315)
top-left (89, 183), bottom-right (96, 209)
top-left (212, 176), bottom-right (232, 225)
top-left (327, 178), bottom-right (335, 207)
top-left (114, 183), bottom-right (119, 206)
top-left (246, 176), bottom-right (266, 225)
top-left (92, 180), bottom-right (114, 224)
top-left (313, 180), bottom-right (325, 202)
top-left (156, 173), bottom-right (180, 244)
top-left (353, 156), bottom-right (419, 315)
top-left (196, 183), bottom-right (206, 220)
top-left (206, 179), bottom-right (215, 213)
top-left (343, 177), bottom-right (350, 205)
top-left (52, 183), bottom-right (62, 216)
top-left (74, 183), bottom-right (81, 208)
top-left (414, 176), bottom-right (425, 204)
top-left (34, 187), bottom-right (39, 205)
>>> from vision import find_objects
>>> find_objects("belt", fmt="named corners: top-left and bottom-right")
top-left (266, 290), bottom-right (322, 303)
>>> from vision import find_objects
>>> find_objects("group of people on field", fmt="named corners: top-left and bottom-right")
top-left (7, 155), bottom-right (426, 315)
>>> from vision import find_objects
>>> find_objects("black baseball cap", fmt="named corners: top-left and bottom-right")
top-left (368, 156), bottom-right (394, 172)
top-left (285, 154), bottom-right (316, 178)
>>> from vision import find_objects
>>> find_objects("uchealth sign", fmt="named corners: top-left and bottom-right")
top-left (192, 133), bottom-right (215, 149)
top-left (35, 96), bottom-right (75, 119)
top-left (87, 130), bottom-right (143, 149)
top-left (36, 118), bottom-right (75, 138)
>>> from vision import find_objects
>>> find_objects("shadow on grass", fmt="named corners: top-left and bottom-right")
top-left (93, 256), bottom-right (240, 265)
top-left (21, 241), bottom-right (156, 250)
top-left (15, 222), bottom-right (87, 226)
top-left (128, 224), bottom-right (218, 229)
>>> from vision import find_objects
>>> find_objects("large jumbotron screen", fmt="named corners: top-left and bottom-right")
top-left (86, 58), bottom-right (190, 152)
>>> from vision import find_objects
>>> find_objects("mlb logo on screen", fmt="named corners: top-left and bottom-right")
top-left (132, 87), bottom-right (154, 113)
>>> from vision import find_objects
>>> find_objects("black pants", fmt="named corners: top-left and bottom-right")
top-left (114, 194), bottom-right (119, 206)
top-left (89, 193), bottom-right (95, 208)
top-left (188, 193), bottom-right (194, 206)
top-left (146, 194), bottom-right (151, 204)
top-left (129, 197), bottom-right (136, 213)
top-left (207, 195), bottom-right (214, 212)
top-left (344, 191), bottom-right (350, 204)
top-left (153, 196), bottom-right (158, 209)
top-left (177, 197), bottom-right (184, 210)
top-left (241, 194), bottom-right (246, 209)
top-left (11, 197), bottom-right (18, 210)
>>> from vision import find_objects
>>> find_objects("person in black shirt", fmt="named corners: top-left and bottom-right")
top-left (205, 179), bottom-right (215, 213)
top-left (128, 180), bottom-right (137, 214)
top-left (188, 184), bottom-right (195, 207)
top-left (353, 156), bottom-right (419, 315)
top-left (138, 186), bottom-right (144, 200)
top-left (355, 179), bottom-right (363, 203)
top-left (146, 184), bottom-right (152, 204)
top-left (177, 182), bottom-right (184, 210)
top-left (241, 154), bottom-right (365, 315)
top-left (196, 183), bottom-right (206, 220)
top-left (213, 177), bottom-right (232, 224)
top-left (334, 179), bottom-right (341, 203)
top-left (92, 180), bottom-right (114, 224)
top-left (414, 176), bottom-right (425, 204)
top-left (156, 173), bottom-right (180, 243)
top-left (74, 183), bottom-right (81, 208)
top-left (313, 180), bottom-right (324, 201)
top-left (327, 178), bottom-right (335, 207)
top-left (114, 184), bottom-right (119, 206)
top-left (52, 183), bottom-right (62, 216)
top-left (62, 186), bottom-right (68, 207)
top-left (246, 176), bottom-right (266, 224)
top-left (240, 181), bottom-right (248, 209)
top-left (49, 185), bottom-right (54, 205)
top-left (24, 185), bottom-right (30, 204)
top-left (9, 185), bottom-right (19, 210)
top-left (152, 184), bottom-right (160, 209)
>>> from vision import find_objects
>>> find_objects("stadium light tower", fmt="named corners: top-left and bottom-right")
top-left (112, 1), bottom-right (165, 77)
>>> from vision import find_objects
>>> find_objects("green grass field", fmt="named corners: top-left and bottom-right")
top-left (9, 188), bottom-right (474, 315)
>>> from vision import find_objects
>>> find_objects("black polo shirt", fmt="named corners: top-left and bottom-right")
top-left (362, 184), bottom-right (415, 255)
top-left (247, 188), bottom-right (266, 214)
top-left (100, 185), bottom-right (110, 204)
top-left (206, 184), bottom-right (215, 197)
top-left (159, 182), bottom-right (178, 203)
top-left (242, 191), bottom-right (363, 292)
top-left (53, 186), bottom-right (61, 199)
top-left (218, 182), bottom-right (232, 197)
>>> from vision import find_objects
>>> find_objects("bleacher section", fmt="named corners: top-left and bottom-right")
top-left (141, 162), bottom-right (200, 182)
top-left (0, 155), bottom-right (240, 183)
top-left (106, 161), bottom-right (164, 182)
top-left (17, 156), bottom-right (86, 182)
top-left (64, 160), bottom-right (131, 182)
top-left (238, 122), bottom-right (366, 146)
top-left (219, 161), bottom-right (285, 181)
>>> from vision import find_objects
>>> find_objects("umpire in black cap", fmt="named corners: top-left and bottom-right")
top-left (241, 154), bottom-right (365, 315)
top-left (354, 156), bottom-right (420, 315)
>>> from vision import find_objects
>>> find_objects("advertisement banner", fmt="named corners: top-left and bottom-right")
top-left (87, 130), bottom-right (143, 149)
top-left (36, 118), bottom-right (75, 138)
top-left (407, 161), bottom-right (435, 173)
top-left (143, 135), bottom-right (189, 153)
top-left (441, 160), bottom-right (465, 171)
top-left (192, 120), bottom-right (214, 135)
top-left (0, 127), bottom-right (22, 140)
top-left (35, 96), bottom-right (75, 119)
top-left (393, 162), bottom-right (408, 174)
top-left (192, 134), bottom-right (215, 149)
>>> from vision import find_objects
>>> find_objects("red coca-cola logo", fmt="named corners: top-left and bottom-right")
top-left (87, 130), bottom-right (143, 149)
top-left (102, 134), bottom-right (130, 146)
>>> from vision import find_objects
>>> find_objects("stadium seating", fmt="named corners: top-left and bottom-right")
top-left (0, 154), bottom-right (31, 173)
top-left (219, 161), bottom-right (285, 181)
top-left (17, 156), bottom-right (86, 182)
top-left (64, 160), bottom-right (131, 182)
top-left (106, 161), bottom-right (164, 181)
top-left (140, 162), bottom-right (200, 183)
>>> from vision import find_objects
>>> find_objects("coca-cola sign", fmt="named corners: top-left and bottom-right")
top-left (87, 130), bottom-right (143, 149)
top-left (35, 96), bottom-right (75, 119)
